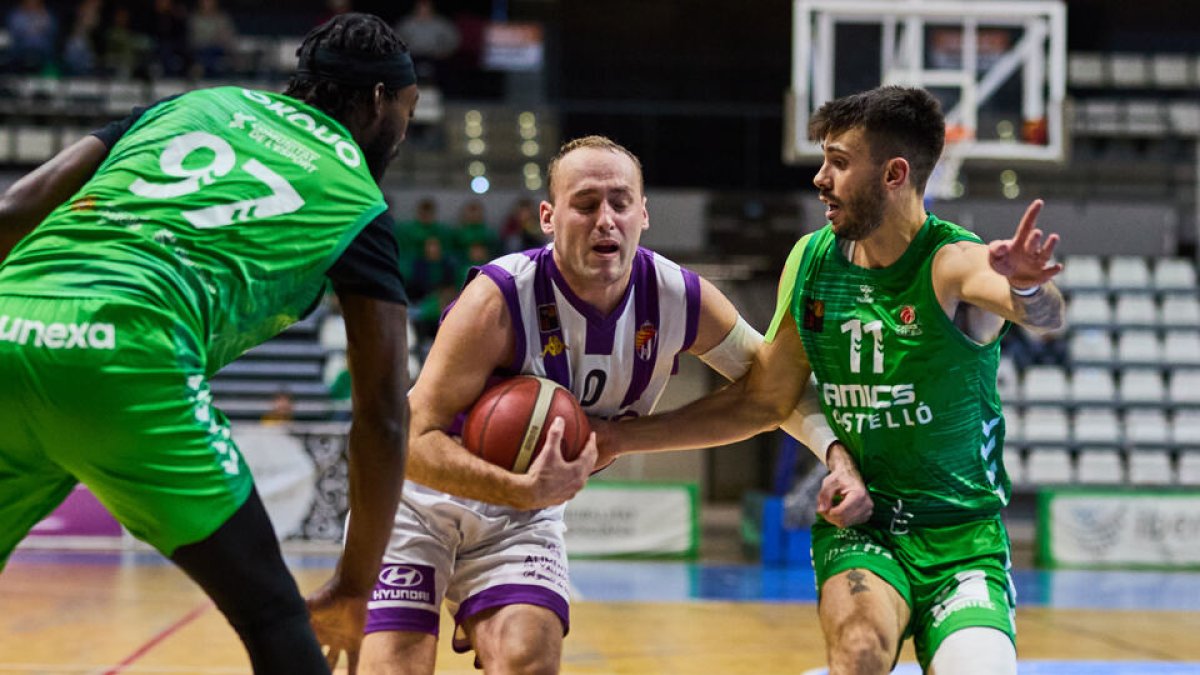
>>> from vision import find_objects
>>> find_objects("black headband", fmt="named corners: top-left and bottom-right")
top-left (296, 47), bottom-right (417, 89)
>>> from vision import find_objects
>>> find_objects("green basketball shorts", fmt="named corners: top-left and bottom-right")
top-left (0, 294), bottom-right (253, 566)
top-left (811, 514), bottom-right (1016, 668)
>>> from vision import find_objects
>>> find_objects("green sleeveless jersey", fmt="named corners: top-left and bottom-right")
top-left (767, 215), bottom-right (1010, 524)
top-left (0, 87), bottom-right (386, 373)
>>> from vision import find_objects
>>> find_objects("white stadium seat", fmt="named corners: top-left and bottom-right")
top-left (1023, 407), bottom-right (1070, 445)
top-left (1163, 331), bottom-right (1200, 366)
top-left (1076, 446), bottom-right (1124, 484)
top-left (1059, 255), bottom-right (1105, 291)
top-left (1168, 371), bottom-right (1200, 406)
top-left (1124, 409), bottom-right (1170, 446)
top-left (1026, 447), bottom-right (1073, 484)
top-left (1113, 294), bottom-right (1157, 326)
top-left (1072, 408), bottom-right (1121, 445)
top-left (1070, 368), bottom-right (1117, 404)
top-left (1066, 292), bottom-right (1112, 327)
top-left (1119, 368), bottom-right (1166, 405)
top-left (1106, 256), bottom-right (1151, 291)
top-left (1116, 330), bottom-right (1162, 366)
top-left (1160, 295), bottom-right (1200, 328)
top-left (1069, 330), bottom-right (1115, 364)
top-left (1020, 365), bottom-right (1069, 404)
top-left (1128, 449), bottom-right (1173, 485)
top-left (1152, 258), bottom-right (1198, 292)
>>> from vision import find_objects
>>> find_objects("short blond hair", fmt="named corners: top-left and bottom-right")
top-left (546, 135), bottom-right (644, 203)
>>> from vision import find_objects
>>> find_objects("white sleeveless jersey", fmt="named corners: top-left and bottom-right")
top-left (471, 244), bottom-right (702, 419)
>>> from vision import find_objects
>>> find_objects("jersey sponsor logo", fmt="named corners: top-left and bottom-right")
top-left (930, 570), bottom-right (997, 629)
top-left (372, 564), bottom-right (435, 605)
top-left (537, 303), bottom-right (560, 333)
top-left (541, 334), bottom-right (567, 357)
top-left (635, 321), bottom-right (657, 361)
top-left (895, 304), bottom-right (922, 337)
top-left (803, 297), bottom-right (825, 332)
top-left (240, 89), bottom-right (363, 169)
top-left (0, 316), bottom-right (116, 350)
top-left (821, 382), bottom-right (934, 433)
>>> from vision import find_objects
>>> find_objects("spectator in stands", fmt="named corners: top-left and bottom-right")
top-left (103, 4), bottom-right (150, 80)
top-left (188, 0), bottom-right (238, 78)
top-left (261, 389), bottom-right (297, 426)
top-left (500, 197), bottom-right (547, 252)
top-left (62, 0), bottom-right (103, 75)
top-left (450, 199), bottom-right (500, 260)
top-left (393, 0), bottom-right (460, 84)
top-left (145, 0), bottom-right (191, 77)
top-left (395, 197), bottom-right (450, 280)
top-left (5, 0), bottom-right (58, 75)
top-left (407, 234), bottom-right (461, 346)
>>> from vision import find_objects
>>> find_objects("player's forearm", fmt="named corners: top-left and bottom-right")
top-left (339, 407), bottom-right (408, 596)
top-left (612, 378), bottom-right (787, 456)
top-left (405, 429), bottom-right (537, 509)
top-left (1010, 281), bottom-right (1065, 333)
top-left (0, 136), bottom-right (109, 261)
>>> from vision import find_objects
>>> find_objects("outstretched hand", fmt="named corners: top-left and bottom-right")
top-left (987, 199), bottom-right (1063, 289)
top-left (519, 416), bottom-right (598, 510)
top-left (306, 579), bottom-right (366, 673)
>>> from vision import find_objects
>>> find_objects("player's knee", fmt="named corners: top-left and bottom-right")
top-left (482, 638), bottom-right (559, 675)
top-left (476, 622), bottom-right (560, 675)
top-left (827, 620), bottom-right (893, 675)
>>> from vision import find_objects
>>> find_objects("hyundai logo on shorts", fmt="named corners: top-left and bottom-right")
top-left (379, 564), bottom-right (424, 588)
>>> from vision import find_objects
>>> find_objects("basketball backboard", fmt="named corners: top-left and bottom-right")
top-left (786, 0), bottom-right (1067, 173)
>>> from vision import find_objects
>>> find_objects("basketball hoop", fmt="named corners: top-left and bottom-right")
top-left (926, 124), bottom-right (975, 202)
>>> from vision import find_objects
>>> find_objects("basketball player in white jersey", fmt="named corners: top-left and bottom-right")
top-left (351, 136), bottom-right (869, 674)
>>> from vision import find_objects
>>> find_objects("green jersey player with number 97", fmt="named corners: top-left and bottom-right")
top-left (0, 13), bottom-right (418, 673)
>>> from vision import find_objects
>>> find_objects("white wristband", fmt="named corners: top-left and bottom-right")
top-left (1010, 284), bottom-right (1042, 297)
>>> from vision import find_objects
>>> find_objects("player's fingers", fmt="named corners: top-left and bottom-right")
top-left (1014, 199), bottom-right (1043, 243)
top-left (542, 416), bottom-right (565, 454)
top-left (576, 432), bottom-right (599, 468)
top-left (1027, 228), bottom-right (1044, 253)
top-left (1040, 233), bottom-right (1060, 260)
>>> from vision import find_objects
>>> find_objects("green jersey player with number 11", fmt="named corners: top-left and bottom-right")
top-left (600, 86), bottom-right (1066, 675)
top-left (0, 13), bottom-right (417, 674)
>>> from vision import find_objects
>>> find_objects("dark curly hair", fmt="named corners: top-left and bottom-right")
top-left (283, 13), bottom-right (410, 123)
top-left (809, 85), bottom-right (945, 193)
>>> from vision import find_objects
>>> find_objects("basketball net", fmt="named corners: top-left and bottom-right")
top-left (926, 124), bottom-right (975, 203)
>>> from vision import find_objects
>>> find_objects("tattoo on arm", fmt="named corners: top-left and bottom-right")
top-left (1014, 285), bottom-right (1064, 331)
top-left (848, 570), bottom-right (870, 595)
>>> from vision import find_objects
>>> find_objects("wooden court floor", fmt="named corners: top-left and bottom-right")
top-left (2, 552), bottom-right (1199, 674)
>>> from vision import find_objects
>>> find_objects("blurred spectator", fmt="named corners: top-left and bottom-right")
top-left (408, 235), bottom-right (460, 345)
top-left (1002, 324), bottom-right (1067, 370)
top-left (317, 0), bottom-right (352, 25)
top-left (260, 389), bottom-right (295, 426)
top-left (62, 0), bottom-right (103, 75)
top-left (188, 0), bottom-right (238, 78)
top-left (451, 199), bottom-right (500, 260)
top-left (6, 0), bottom-right (58, 75)
top-left (146, 0), bottom-right (190, 77)
top-left (501, 197), bottom-right (547, 252)
top-left (395, 198), bottom-right (451, 280)
top-left (103, 4), bottom-right (150, 79)
top-left (393, 0), bottom-right (460, 84)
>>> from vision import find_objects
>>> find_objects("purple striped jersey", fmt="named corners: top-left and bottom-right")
top-left (469, 245), bottom-right (702, 420)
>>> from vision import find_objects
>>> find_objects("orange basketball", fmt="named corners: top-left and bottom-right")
top-left (462, 376), bottom-right (590, 473)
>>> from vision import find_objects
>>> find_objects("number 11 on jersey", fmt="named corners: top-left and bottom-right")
top-left (841, 318), bottom-right (884, 374)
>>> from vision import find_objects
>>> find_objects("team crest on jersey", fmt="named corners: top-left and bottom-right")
top-left (541, 335), bottom-right (567, 357)
top-left (635, 321), bottom-right (657, 361)
top-left (896, 305), bottom-right (922, 337)
top-left (803, 297), bottom-right (825, 332)
top-left (856, 284), bottom-right (876, 303)
top-left (537, 304), bottom-right (560, 333)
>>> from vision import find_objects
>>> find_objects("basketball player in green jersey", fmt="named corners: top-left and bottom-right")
top-left (0, 14), bottom-right (417, 673)
top-left (601, 86), bottom-right (1065, 674)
